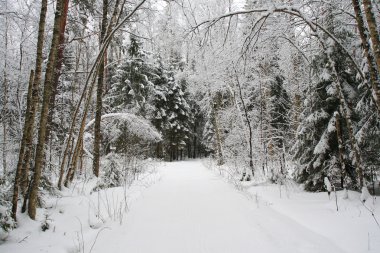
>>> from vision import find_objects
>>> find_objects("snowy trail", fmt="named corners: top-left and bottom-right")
top-left (93, 160), bottom-right (346, 253)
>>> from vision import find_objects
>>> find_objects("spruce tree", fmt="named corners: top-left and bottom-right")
top-left (163, 70), bottom-right (192, 161)
top-left (109, 36), bottom-right (155, 116)
top-left (293, 12), bottom-right (362, 190)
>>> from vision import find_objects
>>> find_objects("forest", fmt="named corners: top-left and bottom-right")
top-left (0, 0), bottom-right (380, 251)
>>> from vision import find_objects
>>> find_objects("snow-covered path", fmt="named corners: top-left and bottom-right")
top-left (93, 160), bottom-right (346, 253)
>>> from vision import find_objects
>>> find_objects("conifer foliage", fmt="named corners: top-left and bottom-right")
top-left (109, 37), bottom-right (196, 160)
top-left (110, 36), bottom-right (155, 117)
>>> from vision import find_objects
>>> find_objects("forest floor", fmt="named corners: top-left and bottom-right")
top-left (1, 160), bottom-right (380, 253)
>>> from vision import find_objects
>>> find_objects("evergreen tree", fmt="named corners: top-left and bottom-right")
top-left (109, 36), bottom-right (155, 117)
top-left (151, 53), bottom-right (197, 161)
top-left (293, 11), bottom-right (362, 190)
top-left (162, 70), bottom-right (192, 161)
top-left (268, 75), bottom-right (290, 149)
top-left (151, 59), bottom-right (170, 158)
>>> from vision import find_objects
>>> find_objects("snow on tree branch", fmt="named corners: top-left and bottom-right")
top-left (85, 113), bottom-right (162, 143)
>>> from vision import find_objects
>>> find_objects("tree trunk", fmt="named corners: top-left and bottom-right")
top-left (28, 0), bottom-right (65, 220)
top-left (58, 0), bottom-right (144, 187)
top-left (12, 0), bottom-right (48, 221)
top-left (64, 82), bottom-right (94, 187)
top-left (335, 112), bottom-right (346, 188)
top-left (193, 123), bottom-right (197, 159)
top-left (11, 70), bottom-right (33, 220)
top-left (336, 80), bottom-right (364, 188)
top-left (235, 73), bottom-right (254, 179)
top-left (352, 0), bottom-right (380, 112)
top-left (93, 0), bottom-right (108, 178)
top-left (2, 7), bottom-right (9, 176)
top-left (363, 0), bottom-right (380, 75)
top-left (45, 0), bottom-right (70, 145)
top-left (210, 92), bottom-right (224, 165)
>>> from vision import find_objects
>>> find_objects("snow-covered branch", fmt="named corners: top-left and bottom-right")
top-left (85, 113), bottom-right (162, 143)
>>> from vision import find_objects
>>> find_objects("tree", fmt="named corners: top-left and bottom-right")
top-left (351, 0), bottom-right (380, 112)
top-left (109, 36), bottom-right (155, 117)
top-left (293, 8), bottom-right (362, 190)
top-left (163, 74), bottom-right (192, 161)
top-left (151, 59), bottom-right (170, 158)
top-left (28, 0), bottom-right (67, 219)
top-left (12, 0), bottom-right (48, 221)
top-left (267, 75), bottom-right (291, 176)
top-left (93, 0), bottom-right (109, 178)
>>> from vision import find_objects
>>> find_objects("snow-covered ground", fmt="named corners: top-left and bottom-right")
top-left (1, 160), bottom-right (379, 252)
top-left (242, 182), bottom-right (380, 253)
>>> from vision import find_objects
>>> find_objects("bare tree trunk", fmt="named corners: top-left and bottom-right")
top-left (210, 91), bottom-right (224, 165)
top-left (235, 72), bottom-right (254, 179)
top-left (12, 0), bottom-right (48, 221)
top-left (45, 0), bottom-right (70, 145)
top-left (28, 0), bottom-right (65, 220)
top-left (193, 122), bottom-right (197, 159)
top-left (11, 70), bottom-right (33, 220)
top-left (2, 7), bottom-right (9, 176)
top-left (258, 76), bottom-right (268, 176)
top-left (79, 141), bottom-right (85, 175)
top-left (69, 139), bottom-right (83, 182)
top-left (363, 0), bottom-right (380, 74)
top-left (64, 81), bottom-right (94, 187)
top-left (93, 0), bottom-right (109, 178)
top-left (352, 0), bottom-right (380, 112)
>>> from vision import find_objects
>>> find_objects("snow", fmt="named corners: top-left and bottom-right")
top-left (2, 161), bottom-right (379, 253)
top-left (243, 182), bottom-right (380, 253)
top-left (327, 113), bottom-right (337, 133)
top-left (313, 129), bottom-right (330, 154)
top-left (306, 110), bottom-right (329, 124)
top-left (320, 68), bottom-right (331, 81)
top-left (0, 206), bottom-right (7, 216)
top-left (84, 112), bottom-right (162, 143)
top-left (1, 166), bottom-right (161, 253)
top-left (324, 177), bottom-right (332, 192)
top-left (360, 187), bottom-right (371, 203)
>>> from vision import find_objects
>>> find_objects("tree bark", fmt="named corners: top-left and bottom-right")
top-left (45, 0), bottom-right (70, 145)
top-left (352, 0), bottom-right (380, 112)
top-left (363, 0), bottom-right (380, 74)
top-left (2, 6), bottom-right (9, 176)
top-left (93, 0), bottom-right (109, 177)
top-left (12, 0), bottom-right (48, 221)
top-left (210, 91), bottom-right (224, 165)
top-left (235, 72), bottom-right (254, 179)
top-left (11, 70), bottom-right (33, 220)
top-left (28, 0), bottom-right (65, 220)
top-left (64, 79), bottom-right (94, 187)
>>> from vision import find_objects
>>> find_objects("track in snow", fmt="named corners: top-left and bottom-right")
top-left (93, 160), bottom-right (346, 253)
